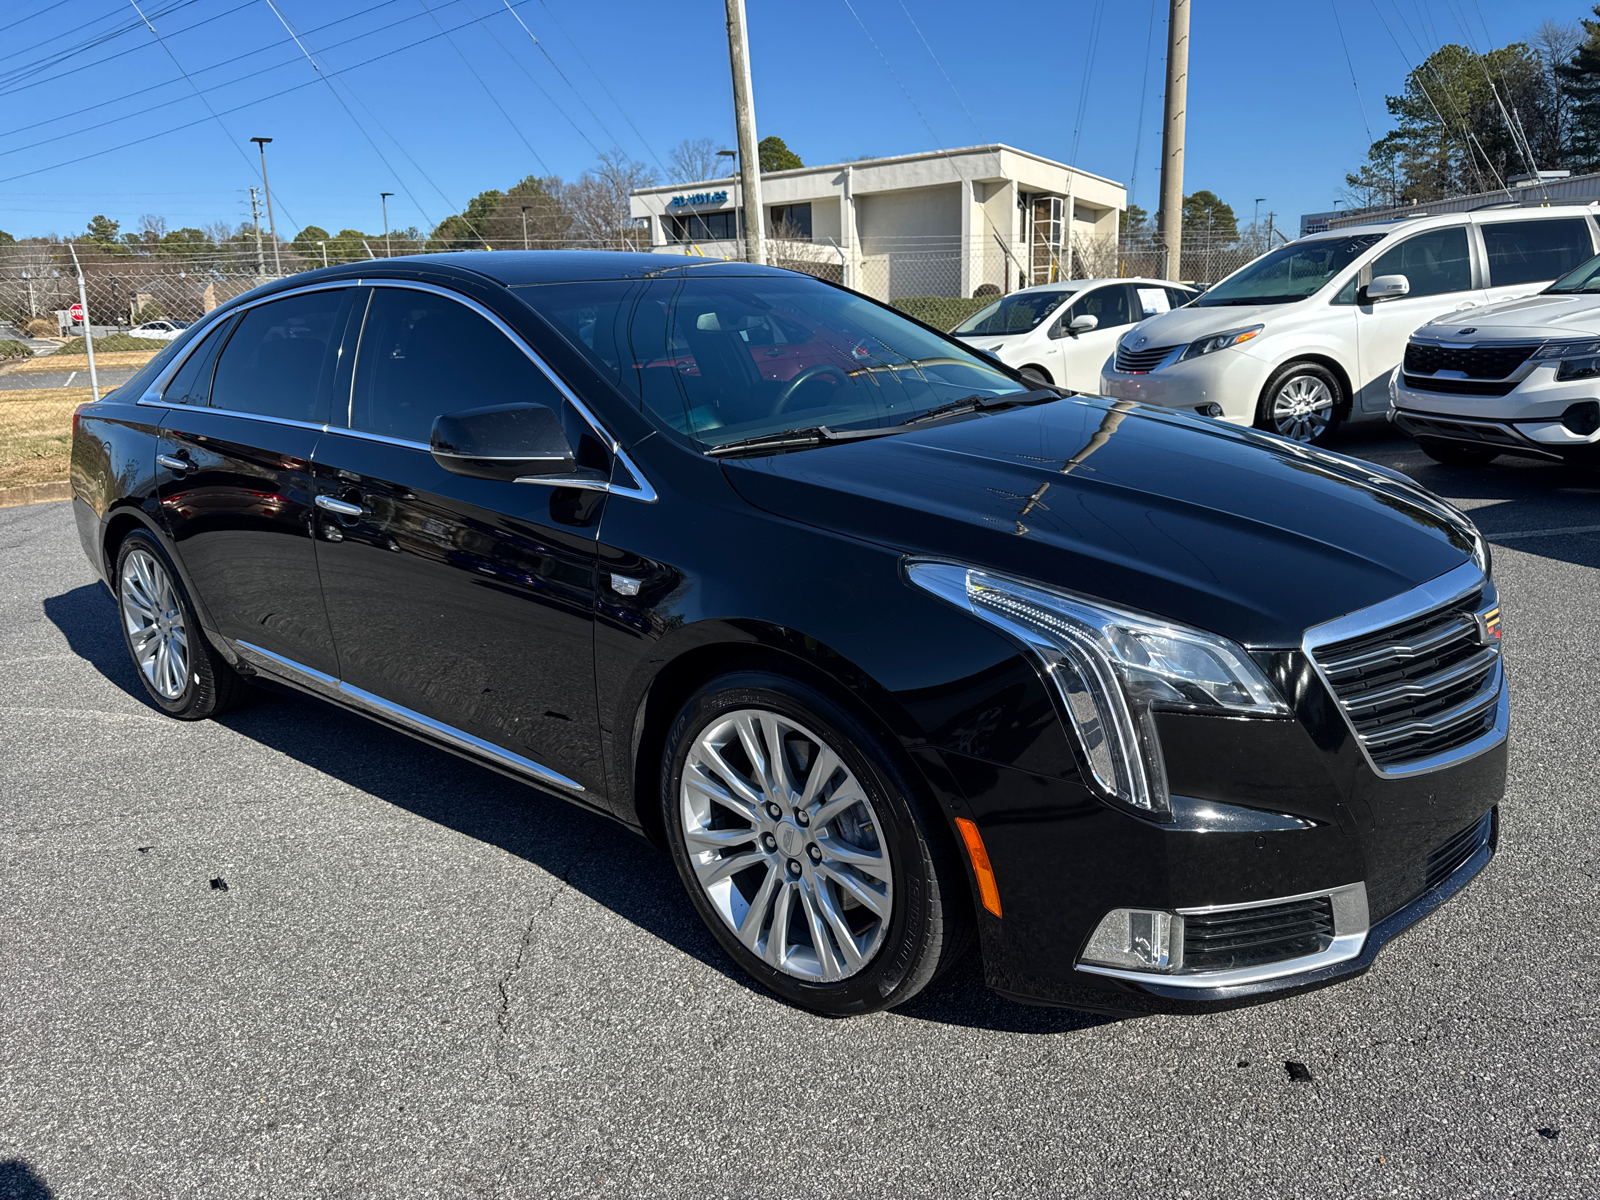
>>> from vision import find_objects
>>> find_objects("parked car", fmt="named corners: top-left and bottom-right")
top-left (1100, 206), bottom-right (1600, 444)
top-left (128, 320), bottom-right (183, 341)
top-left (1391, 249), bottom-right (1600, 466)
top-left (952, 277), bottom-right (1198, 392)
top-left (72, 253), bottom-right (1506, 1017)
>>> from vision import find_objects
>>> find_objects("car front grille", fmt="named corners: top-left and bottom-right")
top-left (1425, 811), bottom-right (1493, 892)
top-left (1310, 590), bottom-right (1501, 768)
top-left (1115, 343), bottom-right (1178, 373)
top-left (1404, 341), bottom-right (1539, 379)
top-left (1401, 374), bottom-right (1519, 397)
top-left (1182, 896), bottom-right (1335, 972)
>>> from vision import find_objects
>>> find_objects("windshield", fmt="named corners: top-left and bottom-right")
top-left (1195, 234), bottom-right (1385, 306)
top-left (1544, 250), bottom-right (1600, 293)
top-left (523, 275), bottom-right (1030, 450)
top-left (952, 289), bottom-right (1075, 335)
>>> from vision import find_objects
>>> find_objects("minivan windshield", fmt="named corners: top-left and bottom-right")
top-left (1544, 250), bottom-right (1600, 293)
top-left (1195, 234), bottom-right (1385, 306)
top-left (952, 289), bottom-right (1076, 335)
top-left (525, 275), bottom-right (1031, 451)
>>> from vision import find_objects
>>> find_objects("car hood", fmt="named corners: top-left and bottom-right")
top-left (1417, 291), bottom-right (1600, 341)
top-left (1113, 303), bottom-right (1284, 353)
top-left (722, 398), bottom-right (1477, 647)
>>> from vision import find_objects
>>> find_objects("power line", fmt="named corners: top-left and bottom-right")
top-left (468, 1), bottom-right (605, 156)
top-left (0, 0), bottom-right (210, 88)
top-left (1128, 0), bottom-right (1159, 212)
top-left (1331, 0), bottom-right (1375, 145)
top-left (894, 1), bottom-right (983, 141)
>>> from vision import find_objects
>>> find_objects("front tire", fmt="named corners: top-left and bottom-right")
top-left (661, 670), bottom-right (971, 1016)
top-left (1019, 365), bottom-right (1053, 388)
top-left (114, 529), bottom-right (250, 719)
top-left (1418, 440), bottom-right (1500, 467)
top-left (1256, 361), bottom-right (1344, 446)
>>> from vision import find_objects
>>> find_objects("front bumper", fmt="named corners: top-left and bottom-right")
top-left (1393, 406), bottom-right (1600, 463)
top-left (1098, 349), bottom-right (1271, 424)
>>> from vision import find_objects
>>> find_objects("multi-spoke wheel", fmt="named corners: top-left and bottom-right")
top-left (1256, 362), bottom-right (1344, 446)
top-left (663, 671), bottom-right (971, 1015)
top-left (113, 529), bottom-right (250, 719)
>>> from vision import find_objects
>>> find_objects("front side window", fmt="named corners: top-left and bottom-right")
top-left (210, 290), bottom-right (344, 422)
top-left (1068, 285), bottom-right (1133, 329)
top-left (1196, 234), bottom-right (1384, 306)
top-left (1482, 218), bottom-right (1594, 287)
top-left (528, 275), bottom-right (1030, 450)
top-left (1369, 227), bottom-right (1472, 298)
top-left (952, 289), bottom-right (1075, 335)
top-left (1544, 250), bottom-right (1600, 294)
top-left (347, 289), bottom-right (570, 445)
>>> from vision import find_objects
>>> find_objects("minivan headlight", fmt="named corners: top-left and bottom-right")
top-left (906, 562), bottom-right (1290, 817)
top-left (1179, 325), bottom-right (1263, 362)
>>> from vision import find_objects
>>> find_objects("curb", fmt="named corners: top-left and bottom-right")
top-left (0, 480), bottom-right (71, 508)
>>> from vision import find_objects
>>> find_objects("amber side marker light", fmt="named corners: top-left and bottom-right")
top-left (955, 817), bottom-right (1002, 918)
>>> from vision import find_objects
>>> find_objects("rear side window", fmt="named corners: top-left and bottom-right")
top-left (161, 316), bottom-right (233, 406)
top-left (210, 290), bottom-right (344, 422)
top-left (347, 288), bottom-right (569, 445)
top-left (1369, 227), bottom-right (1472, 297)
top-left (1164, 287), bottom-right (1195, 309)
top-left (1482, 218), bottom-right (1594, 287)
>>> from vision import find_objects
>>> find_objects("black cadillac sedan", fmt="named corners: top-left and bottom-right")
top-left (70, 253), bottom-right (1506, 1017)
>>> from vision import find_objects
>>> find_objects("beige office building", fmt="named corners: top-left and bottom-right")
top-left (628, 144), bottom-right (1126, 300)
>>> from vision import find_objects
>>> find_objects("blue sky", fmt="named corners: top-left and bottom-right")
top-left (0, 0), bottom-right (1579, 241)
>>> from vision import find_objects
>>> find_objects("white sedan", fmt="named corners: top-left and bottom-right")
top-left (952, 277), bottom-right (1199, 393)
top-left (128, 320), bottom-right (183, 341)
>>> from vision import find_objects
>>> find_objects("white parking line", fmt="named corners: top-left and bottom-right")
top-left (63, 371), bottom-right (76, 387)
top-left (1487, 524), bottom-right (1600, 541)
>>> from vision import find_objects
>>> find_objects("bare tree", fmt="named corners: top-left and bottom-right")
top-left (669, 137), bottom-right (723, 185)
top-left (564, 150), bottom-right (657, 248)
top-left (1537, 20), bottom-right (1584, 156)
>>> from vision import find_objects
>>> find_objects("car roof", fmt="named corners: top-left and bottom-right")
top-left (1008, 277), bottom-right (1191, 295)
top-left (379, 250), bottom-right (801, 286)
top-left (1306, 203), bottom-right (1600, 241)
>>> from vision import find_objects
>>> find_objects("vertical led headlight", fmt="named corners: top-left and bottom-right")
top-left (906, 562), bottom-right (1291, 817)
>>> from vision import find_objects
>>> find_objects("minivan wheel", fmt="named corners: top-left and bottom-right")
top-left (1019, 365), bottom-right (1052, 387)
top-left (1418, 440), bottom-right (1500, 467)
top-left (661, 670), bottom-right (971, 1016)
top-left (1257, 362), bottom-right (1343, 445)
top-left (114, 530), bottom-right (250, 719)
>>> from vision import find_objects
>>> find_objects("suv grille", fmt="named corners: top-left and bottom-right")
top-left (1182, 897), bottom-right (1334, 972)
top-left (1115, 343), bottom-right (1178, 373)
top-left (1424, 812), bottom-right (1492, 892)
top-left (1311, 591), bottom-right (1501, 767)
top-left (1404, 341), bottom-right (1538, 379)
top-left (1401, 374), bottom-right (1518, 397)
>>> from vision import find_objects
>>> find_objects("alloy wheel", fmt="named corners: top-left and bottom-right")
top-left (1270, 374), bottom-right (1335, 443)
top-left (680, 708), bottom-right (893, 982)
top-left (119, 548), bottom-right (189, 701)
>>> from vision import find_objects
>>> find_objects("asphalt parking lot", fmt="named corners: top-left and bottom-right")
top-left (1, 426), bottom-right (1596, 1199)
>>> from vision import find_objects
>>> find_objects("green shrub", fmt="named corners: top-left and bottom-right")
top-left (891, 295), bottom-right (998, 332)
top-left (0, 339), bottom-right (33, 360)
top-left (54, 333), bottom-right (160, 354)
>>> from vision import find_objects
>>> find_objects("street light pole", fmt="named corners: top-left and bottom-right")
top-left (380, 192), bottom-right (394, 257)
top-left (317, 241), bottom-right (328, 268)
top-left (251, 137), bottom-right (282, 277)
top-left (520, 206), bottom-right (530, 250)
top-left (65, 242), bottom-right (99, 402)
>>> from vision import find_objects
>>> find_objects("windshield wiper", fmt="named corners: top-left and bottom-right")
top-left (896, 387), bottom-right (1060, 427)
top-left (704, 425), bottom-right (903, 458)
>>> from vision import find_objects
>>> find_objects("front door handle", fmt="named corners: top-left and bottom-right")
top-left (315, 494), bottom-right (365, 518)
top-left (156, 454), bottom-right (189, 473)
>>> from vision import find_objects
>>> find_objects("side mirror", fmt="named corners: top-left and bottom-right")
top-left (431, 402), bottom-right (592, 483)
top-left (1068, 313), bottom-right (1099, 337)
top-left (1362, 274), bottom-right (1410, 303)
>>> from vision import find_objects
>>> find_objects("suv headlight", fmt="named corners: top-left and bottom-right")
top-left (906, 562), bottom-right (1290, 817)
top-left (1178, 325), bottom-right (1263, 362)
top-left (1530, 339), bottom-right (1600, 381)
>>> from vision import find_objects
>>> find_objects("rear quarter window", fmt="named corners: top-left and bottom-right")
top-left (1482, 218), bottom-right (1596, 287)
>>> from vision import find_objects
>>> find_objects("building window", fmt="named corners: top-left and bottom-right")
top-left (667, 210), bottom-right (740, 242)
top-left (769, 203), bottom-right (812, 239)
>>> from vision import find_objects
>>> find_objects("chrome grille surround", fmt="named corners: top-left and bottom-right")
top-left (1304, 561), bottom-right (1507, 778)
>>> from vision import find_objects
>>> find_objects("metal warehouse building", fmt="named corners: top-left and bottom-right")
top-left (629, 144), bottom-right (1126, 301)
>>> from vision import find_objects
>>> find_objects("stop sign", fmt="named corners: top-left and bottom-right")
top-left (68, 302), bottom-right (84, 324)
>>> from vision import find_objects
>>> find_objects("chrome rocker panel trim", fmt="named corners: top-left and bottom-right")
top-left (233, 640), bottom-right (584, 795)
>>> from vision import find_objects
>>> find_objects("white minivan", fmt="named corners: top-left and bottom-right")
top-left (1099, 206), bottom-right (1600, 444)
top-left (952, 277), bottom-right (1198, 393)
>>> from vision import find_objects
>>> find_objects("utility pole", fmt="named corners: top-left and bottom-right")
top-left (66, 242), bottom-right (99, 402)
top-left (249, 187), bottom-right (266, 280)
top-left (381, 192), bottom-right (394, 257)
top-left (1156, 0), bottom-right (1190, 282)
top-left (520, 205), bottom-right (530, 250)
top-left (251, 137), bottom-right (282, 277)
top-left (724, 0), bottom-right (765, 265)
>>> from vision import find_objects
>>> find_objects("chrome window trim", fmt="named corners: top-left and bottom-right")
top-left (1075, 881), bottom-right (1370, 988)
top-left (234, 640), bottom-right (585, 795)
top-left (1302, 560), bottom-right (1508, 778)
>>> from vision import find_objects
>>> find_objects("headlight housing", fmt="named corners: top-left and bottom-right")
top-left (1529, 338), bottom-right (1600, 360)
top-left (906, 562), bottom-right (1290, 817)
top-left (1178, 325), bottom-right (1263, 362)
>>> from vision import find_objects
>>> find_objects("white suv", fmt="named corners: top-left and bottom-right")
top-left (1099, 206), bottom-right (1600, 444)
top-left (1391, 250), bottom-right (1600, 467)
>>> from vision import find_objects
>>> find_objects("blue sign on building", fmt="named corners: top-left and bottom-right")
top-left (669, 191), bottom-right (729, 208)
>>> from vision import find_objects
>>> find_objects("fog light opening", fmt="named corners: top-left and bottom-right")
top-left (1560, 400), bottom-right (1600, 436)
top-left (1080, 907), bottom-right (1182, 972)
top-left (1195, 403), bottom-right (1224, 418)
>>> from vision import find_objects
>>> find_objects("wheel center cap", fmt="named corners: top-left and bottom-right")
top-left (776, 821), bottom-right (803, 857)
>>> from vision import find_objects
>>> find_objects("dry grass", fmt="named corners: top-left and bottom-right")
top-left (0, 386), bottom-right (92, 488)
top-left (11, 349), bottom-right (159, 373)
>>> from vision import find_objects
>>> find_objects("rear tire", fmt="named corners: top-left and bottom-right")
top-left (114, 529), bottom-right (251, 719)
top-left (1255, 361), bottom-right (1344, 446)
top-left (1418, 440), bottom-right (1500, 467)
top-left (661, 669), bottom-right (972, 1016)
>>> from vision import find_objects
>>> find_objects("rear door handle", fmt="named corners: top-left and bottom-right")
top-left (156, 454), bottom-right (189, 472)
top-left (315, 495), bottom-right (365, 517)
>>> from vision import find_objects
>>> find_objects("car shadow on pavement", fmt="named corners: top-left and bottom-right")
top-left (44, 582), bottom-right (1118, 1036)
top-left (0, 1160), bottom-right (53, 1199)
